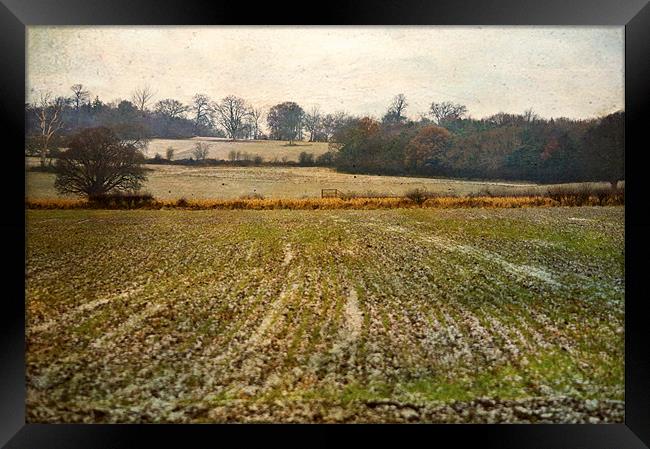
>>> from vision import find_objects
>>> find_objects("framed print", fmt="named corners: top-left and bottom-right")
top-left (1, 0), bottom-right (649, 447)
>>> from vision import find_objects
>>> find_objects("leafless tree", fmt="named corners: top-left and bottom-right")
top-left (429, 101), bottom-right (468, 124)
top-left (70, 84), bottom-right (90, 111)
top-left (383, 94), bottom-right (408, 123)
top-left (33, 93), bottom-right (65, 167)
top-left (54, 127), bottom-right (147, 197)
top-left (247, 107), bottom-right (264, 140)
top-left (303, 106), bottom-right (322, 142)
top-left (166, 147), bottom-right (175, 161)
top-left (192, 142), bottom-right (211, 161)
top-left (321, 111), bottom-right (348, 141)
top-left (131, 85), bottom-right (155, 115)
top-left (191, 94), bottom-right (212, 134)
top-left (390, 94), bottom-right (408, 118)
top-left (212, 96), bottom-right (250, 140)
top-left (154, 99), bottom-right (188, 120)
top-left (523, 108), bottom-right (539, 123)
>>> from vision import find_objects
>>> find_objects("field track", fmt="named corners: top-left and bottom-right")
top-left (26, 207), bottom-right (624, 423)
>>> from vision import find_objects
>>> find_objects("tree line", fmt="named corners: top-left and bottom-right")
top-left (25, 84), bottom-right (348, 159)
top-left (26, 85), bottom-right (623, 186)
top-left (331, 95), bottom-right (623, 187)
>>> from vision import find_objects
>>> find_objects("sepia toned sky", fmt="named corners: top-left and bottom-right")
top-left (26, 26), bottom-right (624, 120)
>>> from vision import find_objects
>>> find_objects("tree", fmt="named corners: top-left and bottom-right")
top-left (303, 106), bottom-right (322, 141)
top-left (192, 142), bottom-right (210, 161)
top-left (247, 107), bottom-right (264, 140)
top-left (131, 86), bottom-right (155, 116)
top-left (212, 96), bottom-right (250, 140)
top-left (154, 99), bottom-right (188, 120)
top-left (429, 101), bottom-right (468, 125)
top-left (582, 111), bottom-right (624, 189)
top-left (330, 116), bottom-right (383, 172)
top-left (70, 84), bottom-right (90, 111)
top-left (190, 94), bottom-right (212, 134)
top-left (154, 99), bottom-right (189, 137)
top-left (382, 94), bottom-right (408, 123)
top-left (523, 108), bottom-right (539, 123)
top-left (54, 127), bottom-right (147, 197)
top-left (404, 125), bottom-right (451, 170)
top-left (267, 102), bottom-right (304, 144)
top-left (166, 147), bottom-right (175, 161)
top-left (322, 111), bottom-right (348, 142)
top-left (33, 93), bottom-right (65, 167)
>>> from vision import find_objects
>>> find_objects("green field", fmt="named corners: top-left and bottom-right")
top-left (26, 206), bottom-right (624, 423)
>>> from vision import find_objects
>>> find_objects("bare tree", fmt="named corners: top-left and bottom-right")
top-left (166, 147), bottom-right (175, 161)
top-left (391, 94), bottom-right (408, 118)
top-left (212, 96), bottom-right (250, 140)
top-left (523, 108), bottom-right (539, 123)
top-left (383, 94), bottom-right (408, 123)
top-left (131, 85), bottom-right (155, 116)
top-left (247, 107), bottom-right (264, 140)
top-left (54, 127), bottom-right (147, 197)
top-left (70, 84), bottom-right (90, 111)
top-left (303, 106), bottom-right (322, 142)
top-left (190, 94), bottom-right (212, 134)
top-left (154, 99), bottom-right (188, 120)
top-left (33, 93), bottom-right (65, 167)
top-left (429, 101), bottom-right (468, 124)
top-left (321, 111), bottom-right (348, 142)
top-left (192, 142), bottom-right (211, 161)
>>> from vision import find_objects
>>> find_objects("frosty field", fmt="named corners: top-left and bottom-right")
top-left (25, 206), bottom-right (625, 423)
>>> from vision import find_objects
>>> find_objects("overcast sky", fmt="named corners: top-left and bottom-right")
top-left (26, 26), bottom-right (624, 120)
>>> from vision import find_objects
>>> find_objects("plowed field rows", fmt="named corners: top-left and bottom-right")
top-left (26, 207), bottom-right (624, 423)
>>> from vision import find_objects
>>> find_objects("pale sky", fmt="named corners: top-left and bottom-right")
top-left (26, 26), bottom-right (624, 120)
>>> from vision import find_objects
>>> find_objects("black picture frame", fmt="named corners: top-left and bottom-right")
top-left (1, 0), bottom-right (649, 447)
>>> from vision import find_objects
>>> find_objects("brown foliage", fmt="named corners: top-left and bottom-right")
top-left (405, 125), bottom-right (451, 169)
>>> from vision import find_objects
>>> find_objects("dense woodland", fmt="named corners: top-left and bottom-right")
top-left (26, 86), bottom-right (624, 185)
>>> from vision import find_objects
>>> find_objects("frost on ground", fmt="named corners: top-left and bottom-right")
top-left (25, 206), bottom-right (624, 423)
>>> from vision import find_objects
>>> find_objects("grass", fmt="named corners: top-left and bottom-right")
top-left (26, 207), bottom-right (624, 423)
top-left (26, 190), bottom-right (623, 210)
top-left (145, 138), bottom-right (329, 162)
top-left (26, 159), bottom-right (621, 201)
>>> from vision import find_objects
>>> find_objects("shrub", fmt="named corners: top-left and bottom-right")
top-left (88, 191), bottom-right (154, 208)
top-left (298, 152), bottom-right (315, 166)
top-left (405, 188), bottom-right (429, 205)
top-left (316, 151), bottom-right (336, 166)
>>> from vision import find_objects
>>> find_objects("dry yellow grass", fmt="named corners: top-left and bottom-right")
top-left (25, 193), bottom-right (623, 210)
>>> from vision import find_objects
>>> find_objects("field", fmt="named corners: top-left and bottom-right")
top-left (146, 137), bottom-right (330, 162)
top-left (26, 206), bottom-right (624, 423)
top-left (26, 160), bottom-right (617, 201)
